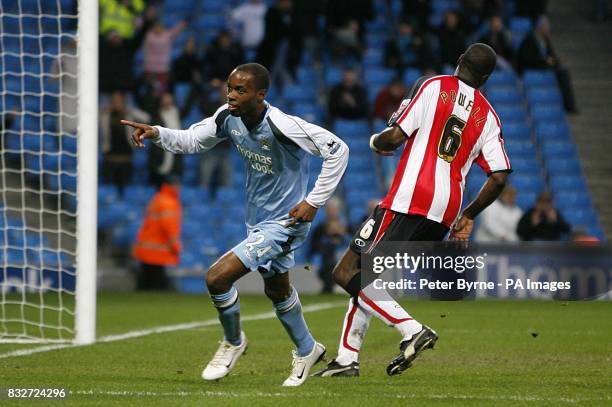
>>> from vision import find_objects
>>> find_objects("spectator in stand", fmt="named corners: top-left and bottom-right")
top-left (517, 191), bottom-right (571, 241)
top-left (171, 38), bottom-right (203, 87)
top-left (373, 77), bottom-right (407, 122)
top-left (385, 20), bottom-right (436, 73)
top-left (205, 30), bottom-right (246, 89)
top-left (256, 0), bottom-right (302, 82)
top-left (100, 91), bottom-right (149, 196)
top-left (199, 85), bottom-right (232, 197)
top-left (326, 0), bottom-right (373, 41)
top-left (148, 93), bottom-right (183, 187)
top-left (479, 15), bottom-right (514, 69)
top-left (329, 19), bottom-right (363, 65)
top-left (308, 197), bottom-right (347, 294)
top-left (293, 0), bottom-right (326, 63)
top-left (437, 10), bottom-right (466, 70)
top-left (517, 16), bottom-right (577, 112)
top-left (230, 0), bottom-right (268, 52)
top-left (475, 185), bottom-right (523, 242)
top-left (51, 38), bottom-right (78, 135)
top-left (99, 6), bottom-right (155, 94)
top-left (133, 177), bottom-right (182, 290)
top-left (402, 0), bottom-right (431, 30)
top-left (143, 18), bottom-right (187, 92)
top-left (328, 69), bottom-right (369, 121)
top-left (99, 0), bottom-right (145, 39)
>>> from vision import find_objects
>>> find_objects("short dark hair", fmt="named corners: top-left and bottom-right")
top-left (461, 43), bottom-right (497, 79)
top-left (235, 63), bottom-right (270, 91)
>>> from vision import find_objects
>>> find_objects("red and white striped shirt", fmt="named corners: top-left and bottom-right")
top-left (381, 75), bottom-right (511, 228)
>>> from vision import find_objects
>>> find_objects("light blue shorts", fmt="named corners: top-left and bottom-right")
top-left (232, 220), bottom-right (311, 279)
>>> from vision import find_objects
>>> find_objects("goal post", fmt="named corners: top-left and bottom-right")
top-left (0, 0), bottom-right (98, 344)
top-left (74, 0), bottom-right (98, 345)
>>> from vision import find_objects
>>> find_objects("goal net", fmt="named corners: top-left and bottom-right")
top-left (0, 0), bottom-right (97, 344)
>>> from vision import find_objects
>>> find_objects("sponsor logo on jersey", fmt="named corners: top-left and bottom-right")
top-left (236, 144), bottom-right (274, 175)
top-left (354, 238), bottom-right (366, 247)
top-left (327, 140), bottom-right (340, 155)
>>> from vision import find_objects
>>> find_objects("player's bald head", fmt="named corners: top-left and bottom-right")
top-left (234, 63), bottom-right (270, 91)
top-left (457, 43), bottom-right (497, 87)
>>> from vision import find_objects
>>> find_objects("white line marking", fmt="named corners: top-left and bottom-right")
top-left (0, 302), bottom-right (343, 359)
top-left (71, 389), bottom-right (609, 404)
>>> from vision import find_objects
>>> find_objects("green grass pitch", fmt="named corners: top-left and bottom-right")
top-left (0, 293), bottom-right (610, 406)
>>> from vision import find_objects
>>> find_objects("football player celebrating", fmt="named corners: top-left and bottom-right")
top-left (123, 63), bottom-right (349, 386)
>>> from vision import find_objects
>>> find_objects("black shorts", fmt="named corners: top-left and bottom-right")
top-left (349, 205), bottom-right (449, 254)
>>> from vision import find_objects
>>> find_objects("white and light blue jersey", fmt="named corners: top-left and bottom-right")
top-left (153, 102), bottom-right (349, 227)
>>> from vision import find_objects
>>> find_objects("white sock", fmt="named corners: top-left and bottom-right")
top-left (335, 297), bottom-right (372, 366)
top-left (358, 284), bottom-right (422, 341)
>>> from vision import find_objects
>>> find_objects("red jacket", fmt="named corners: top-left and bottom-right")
top-left (133, 184), bottom-right (182, 266)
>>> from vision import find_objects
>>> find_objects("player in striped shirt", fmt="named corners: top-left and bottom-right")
top-left (314, 44), bottom-right (512, 378)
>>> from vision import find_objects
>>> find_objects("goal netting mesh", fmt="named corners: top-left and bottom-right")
top-left (0, 0), bottom-right (86, 343)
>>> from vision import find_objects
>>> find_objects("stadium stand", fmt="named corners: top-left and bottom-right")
top-left (1, 0), bottom-right (605, 278)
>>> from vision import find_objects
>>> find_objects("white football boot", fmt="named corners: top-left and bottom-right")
top-left (282, 342), bottom-right (326, 387)
top-left (201, 332), bottom-right (247, 381)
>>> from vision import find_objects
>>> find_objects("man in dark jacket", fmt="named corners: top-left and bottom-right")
top-left (328, 69), bottom-right (369, 120)
top-left (517, 191), bottom-right (571, 241)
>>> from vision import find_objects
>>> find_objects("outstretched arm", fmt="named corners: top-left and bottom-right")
top-left (121, 105), bottom-right (229, 154)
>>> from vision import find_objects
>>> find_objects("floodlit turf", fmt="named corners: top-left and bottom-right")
top-left (0, 293), bottom-right (610, 406)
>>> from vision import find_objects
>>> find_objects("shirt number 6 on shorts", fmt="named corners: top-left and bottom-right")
top-left (359, 219), bottom-right (376, 239)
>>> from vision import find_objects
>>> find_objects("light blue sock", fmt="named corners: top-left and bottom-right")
top-left (274, 287), bottom-right (315, 357)
top-left (210, 286), bottom-right (242, 346)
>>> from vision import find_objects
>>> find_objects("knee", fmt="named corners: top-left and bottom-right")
top-left (206, 265), bottom-right (231, 294)
top-left (264, 284), bottom-right (291, 303)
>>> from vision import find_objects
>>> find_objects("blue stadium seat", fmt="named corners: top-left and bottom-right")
top-left (527, 87), bottom-right (563, 106)
top-left (61, 136), bottom-right (77, 154)
top-left (364, 68), bottom-right (396, 87)
top-left (516, 191), bottom-right (537, 211)
top-left (540, 142), bottom-right (577, 158)
top-left (511, 158), bottom-right (541, 175)
top-left (545, 158), bottom-right (581, 175)
top-left (98, 184), bottom-right (119, 206)
top-left (523, 70), bottom-right (557, 88)
top-left (195, 14), bottom-right (226, 31)
top-left (509, 17), bottom-right (533, 34)
top-left (124, 185), bottom-right (155, 206)
top-left (343, 172), bottom-right (379, 190)
top-left (563, 209), bottom-right (599, 228)
top-left (495, 105), bottom-right (528, 123)
top-left (486, 70), bottom-right (518, 87)
top-left (163, 0), bottom-right (196, 13)
top-left (505, 141), bottom-right (536, 156)
top-left (510, 174), bottom-right (545, 193)
top-left (216, 187), bottom-right (241, 204)
top-left (503, 122), bottom-right (531, 141)
top-left (333, 120), bottom-right (370, 138)
top-left (174, 83), bottom-right (191, 108)
top-left (324, 68), bottom-right (343, 87)
top-left (296, 67), bottom-right (319, 86)
top-left (530, 104), bottom-right (565, 123)
top-left (487, 87), bottom-right (522, 104)
top-left (366, 34), bottom-right (387, 48)
top-left (553, 192), bottom-right (591, 209)
top-left (535, 122), bottom-right (571, 142)
top-left (181, 187), bottom-right (210, 206)
top-left (402, 68), bottom-right (422, 86)
top-left (363, 49), bottom-right (384, 67)
top-left (290, 103), bottom-right (324, 124)
top-left (282, 84), bottom-right (316, 103)
top-left (550, 175), bottom-right (587, 192)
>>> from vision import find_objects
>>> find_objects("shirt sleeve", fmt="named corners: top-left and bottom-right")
top-left (152, 105), bottom-right (230, 154)
top-left (269, 111), bottom-right (349, 208)
top-left (475, 110), bottom-right (512, 175)
top-left (393, 78), bottom-right (436, 138)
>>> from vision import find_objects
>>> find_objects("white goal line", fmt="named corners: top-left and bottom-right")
top-left (0, 301), bottom-right (345, 359)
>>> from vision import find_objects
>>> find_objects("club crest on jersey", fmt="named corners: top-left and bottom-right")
top-left (260, 138), bottom-right (271, 151)
top-left (388, 98), bottom-right (411, 126)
